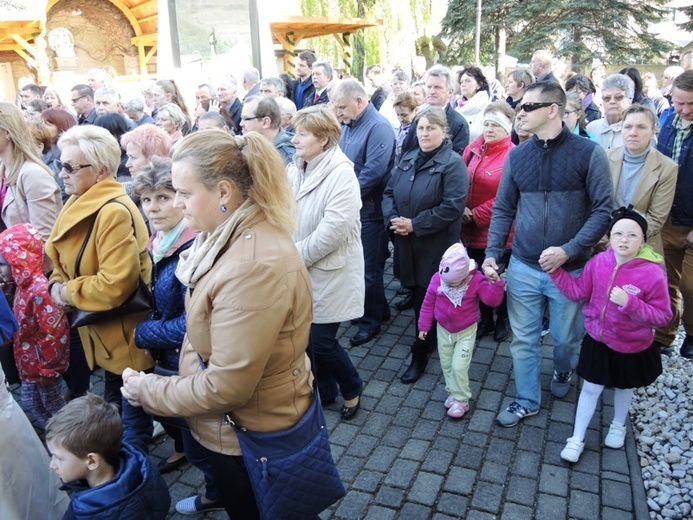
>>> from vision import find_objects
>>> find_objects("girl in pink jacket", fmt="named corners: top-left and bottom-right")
top-left (418, 243), bottom-right (504, 419)
top-left (551, 207), bottom-right (671, 463)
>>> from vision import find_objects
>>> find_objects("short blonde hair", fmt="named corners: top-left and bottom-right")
top-left (292, 105), bottom-right (342, 150)
top-left (157, 103), bottom-right (189, 134)
top-left (172, 131), bottom-right (295, 232)
top-left (58, 125), bottom-right (121, 178)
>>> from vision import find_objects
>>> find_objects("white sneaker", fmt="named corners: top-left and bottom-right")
top-left (560, 436), bottom-right (585, 463)
top-left (605, 421), bottom-right (627, 449)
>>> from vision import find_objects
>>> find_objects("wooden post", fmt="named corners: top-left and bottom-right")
top-left (333, 32), bottom-right (352, 75)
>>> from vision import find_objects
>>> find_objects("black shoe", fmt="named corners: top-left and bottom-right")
top-left (382, 309), bottom-right (392, 322)
top-left (680, 336), bottom-right (693, 359)
top-left (321, 396), bottom-right (337, 407)
top-left (158, 455), bottom-right (188, 474)
top-left (350, 318), bottom-right (362, 325)
top-left (350, 328), bottom-right (379, 346)
top-left (652, 339), bottom-right (676, 357)
top-left (476, 317), bottom-right (495, 340)
top-left (341, 394), bottom-right (361, 420)
top-left (396, 286), bottom-right (411, 296)
top-left (400, 357), bottom-right (427, 384)
top-left (394, 292), bottom-right (414, 311)
top-left (493, 315), bottom-right (511, 342)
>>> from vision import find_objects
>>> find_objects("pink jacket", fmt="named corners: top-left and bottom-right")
top-left (550, 247), bottom-right (671, 354)
top-left (418, 270), bottom-right (505, 334)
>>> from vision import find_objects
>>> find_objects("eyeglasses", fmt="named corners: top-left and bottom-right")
top-left (610, 231), bottom-right (642, 241)
top-left (57, 160), bottom-right (92, 174)
top-left (602, 94), bottom-right (626, 103)
top-left (241, 116), bottom-right (259, 122)
top-left (71, 95), bottom-right (87, 104)
top-left (563, 110), bottom-right (577, 117)
top-left (518, 101), bottom-right (563, 113)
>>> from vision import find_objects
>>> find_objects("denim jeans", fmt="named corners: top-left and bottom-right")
top-left (359, 220), bottom-right (389, 333)
top-left (308, 322), bottom-right (362, 402)
top-left (506, 257), bottom-right (584, 411)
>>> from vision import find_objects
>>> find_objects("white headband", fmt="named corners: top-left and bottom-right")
top-left (483, 112), bottom-right (512, 134)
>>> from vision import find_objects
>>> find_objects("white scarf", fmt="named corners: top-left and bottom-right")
top-left (175, 200), bottom-right (254, 288)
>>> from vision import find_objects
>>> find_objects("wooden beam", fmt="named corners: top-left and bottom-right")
top-left (131, 33), bottom-right (157, 46)
top-left (138, 14), bottom-right (158, 24)
top-left (130, 0), bottom-right (158, 13)
top-left (108, 0), bottom-right (143, 36)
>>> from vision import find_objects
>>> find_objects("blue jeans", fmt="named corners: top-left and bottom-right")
top-left (506, 257), bottom-right (584, 411)
top-left (359, 220), bottom-right (389, 333)
top-left (308, 322), bottom-right (362, 401)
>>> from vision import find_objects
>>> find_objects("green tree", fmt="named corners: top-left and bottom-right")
top-left (678, 5), bottom-right (693, 33)
top-left (442, 0), bottom-right (670, 69)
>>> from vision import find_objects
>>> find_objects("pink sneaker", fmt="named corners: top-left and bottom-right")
top-left (444, 394), bottom-right (456, 409)
top-left (447, 400), bottom-right (469, 419)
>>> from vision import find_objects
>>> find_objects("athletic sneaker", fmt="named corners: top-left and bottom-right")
top-left (551, 370), bottom-right (573, 398)
top-left (605, 421), bottom-right (627, 449)
top-left (496, 402), bottom-right (539, 427)
top-left (560, 436), bottom-right (585, 463)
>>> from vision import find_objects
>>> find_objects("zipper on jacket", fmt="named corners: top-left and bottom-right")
top-left (598, 264), bottom-right (621, 341)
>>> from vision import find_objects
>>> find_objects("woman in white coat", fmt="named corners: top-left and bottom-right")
top-left (455, 67), bottom-right (492, 143)
top-left (287, 105), bottom-right (364, 420)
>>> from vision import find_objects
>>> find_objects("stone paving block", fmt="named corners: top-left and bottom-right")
top-left (490, 355), bottom-right (513, 373)
top-left (462, 430), bottom-right (489, 448)
top-left (401, 438), bottom-right (430, 460)
top-left (398, 502), bottom-right (433, 519)
top-left (391, 406), bottom-right (420, 426)
top-left (501, 502), bottom-right (535, 519)
top-left (454, 444), bottom-right (484, 469)
top-left (438, 417), bottom-right (467, 437)
top-left (372, 368), bottom-right (399, 382)
top-left (433, 514), bottom-right (460, 520)
top-left (409, 471), bottom-right (444, 505)
top-left (337, 455), bottom-right (365, 482)
top-left (570, 489), bottom-right (600, 519)
top-left (571, 470), bottom-right (599, 493)
top-left (467, 409), bottom-right (496, 433)
top-left (480, 460), bottom-right (509, 483)
top-left (550, 399), bottom-right (577, 424)
top-left (601, 470), bottom-right (629, 484)
top-left (351, 469), bottom-right (385, 492)
top-left (358, 353), bottom-right (385, 371)
top-left (334, 490), bottom-right (370, 519)
top-left (374, 486), bottom-right (405, 508)
top-left (443, 466), bottom-right (477, 495)
top-left (518, 425), bottom-right (545, 449)
top-left (465, 511), bottom-right (498, 520)
top-left (506, 475), bottom-right (537, 506)
top-left (575, 446), bottom-right (600, 475)
top-left (365, 505), bottom-right (397, 519)
top-left (375, 395), bottom-right (404, 415)
top-left (539, 464), bottom-right (569, 496)
top-left (376, 334), bottom-right (401, 348)
top-left (437, 492), bottom-right (470, 516)
top-left (383, 458), bottom-right (419, 488)
top-left (547, 419), bottom-right (573, 443)
top-left (483, 371), bottom-right (509, 392)
top-left (468, 362), bottom-right (487, 381)
top-left (475, 389), bottom-right (503, 411)
top-left (485, 437), bottom-right (516, 464)
top-left (601, 507), bottom-right (635, 520)
top-left (412, 418), bottom-right (442, 440)
top-left (511, 450), bottom-right (541, 478)
top-left (404, 389), bottom-right (432, 409)
top-left (422, 403), bottom-right (447, 420)
top-left (421, 449), bottom-right (454, 474)
top-left (602, 479), bottom-right (633, 510)
top-left (359, 412), bottom-right (393, 436)
top-left (344, 434), bottom-right (378, 458)
top-left (602, 447), bottom-right (629, 474)
top-left (381, 425), bottom-right (410, 447)
top-left (470, 481), bottom-right (504, 514)
top-left (432, 435), bottom-right (460, 453)
top-left (536, 493), bottom-right (567, 518)
top-left (363, 446), bottom-right (399, 472)
top-left (381, 356), bottom-right (405, 372)
top-left (328, 422), bottom-right (360, 446)
top-left (363, 379), bottom-right (389, 399)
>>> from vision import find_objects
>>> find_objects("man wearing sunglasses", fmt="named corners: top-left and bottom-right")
top-left (483, 81), bottom-right (613, 428)
top-left (70, 84), bottom-right (96, 126)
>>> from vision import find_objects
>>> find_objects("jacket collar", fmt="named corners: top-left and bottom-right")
top-left (291, 147), bottom-right (353, 199)
top-left (146, 226), bottom-right (198, 259)
top-left (469, 134), bottom-right (513, 157)
top-left (401, 139), bottom-right (454, 170)
top-left (532, 124), bottom-right (570, 150)
top-left (345, 102), bottom-right (375, 129)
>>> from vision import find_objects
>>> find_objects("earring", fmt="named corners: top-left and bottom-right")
top-left (220, 205), bottom-right (227, 213)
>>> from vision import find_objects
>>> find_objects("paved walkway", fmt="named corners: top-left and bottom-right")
top-left (14, 263), bottom-right (648, 519)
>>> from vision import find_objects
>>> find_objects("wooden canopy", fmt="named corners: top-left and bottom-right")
top-left (270, 16), bottom-right (382, 75)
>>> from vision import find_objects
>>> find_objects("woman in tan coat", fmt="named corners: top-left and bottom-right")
top-left (122, 130), bottom-right (314, 519)
top-left (608, 104), bottom-right (678, 254)
top-left (46, 125), bottom-right (153, 406)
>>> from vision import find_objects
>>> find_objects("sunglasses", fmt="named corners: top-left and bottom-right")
top-left (57, 160), bottom-right (92, 174)
top-left (71, 95), bottom-right (88, 103)
top-left (518, 101), bottom-right (563, 113)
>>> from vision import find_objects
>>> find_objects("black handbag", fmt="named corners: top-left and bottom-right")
top-left (70, 199), bottom-right (152, 328)
top-left (199, 357), bottom-right (346, 519)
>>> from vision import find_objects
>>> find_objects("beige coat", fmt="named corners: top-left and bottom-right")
top-left (287, 147), bottom-right (365, 324)
top-left (138, 215), bottom-right (314, 456)
top-left (46, 178), bottom-right (153, 374)
top-left (608, 146), bottom-right (678, 254)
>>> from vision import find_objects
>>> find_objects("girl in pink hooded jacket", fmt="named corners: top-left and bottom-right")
top-left (418, 243), bottom-right (505, 419)
top-left (0, 223), bottom-right (69, 426)
top-left (550, 207), bottom-right (672, 464)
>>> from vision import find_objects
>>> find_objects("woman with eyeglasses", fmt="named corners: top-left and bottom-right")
top-left (565, 74), bottom-right (602, 124)
top-left (46, 125), bottom-right (153, 411)
top-left (0, 102), bottom-right (62, 265)
top-left (563, 93), bottom-right (589, 137)
top-left (606, 104), bottom-right (677, 255)
top-left (586, 74), bottom-right (634, 150)
top-left (461, 101), bottom-right (516, 342)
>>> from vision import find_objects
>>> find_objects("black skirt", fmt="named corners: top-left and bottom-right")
top-left (577, 334), bottom-right (662, 389)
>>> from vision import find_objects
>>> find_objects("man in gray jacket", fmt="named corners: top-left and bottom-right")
top-left (483, 81), bottom-right (613, 427)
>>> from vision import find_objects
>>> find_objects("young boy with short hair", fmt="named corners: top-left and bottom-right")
top-left (45, 393), bottom-right (170, 519)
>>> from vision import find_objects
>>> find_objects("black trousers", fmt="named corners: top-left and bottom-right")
top-left (205, 449), bottom-right (260, 519)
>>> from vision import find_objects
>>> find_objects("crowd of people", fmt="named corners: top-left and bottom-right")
top-left (1, 47), bottom-right (693, 517)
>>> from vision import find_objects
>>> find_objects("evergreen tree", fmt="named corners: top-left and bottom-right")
top-left (679, 5), bottom-right (693, 33)
top-left (442, 0), bottom-right (670, 68)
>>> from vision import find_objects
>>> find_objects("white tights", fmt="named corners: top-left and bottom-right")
top-left (572, 381), bottom-right (634, 441)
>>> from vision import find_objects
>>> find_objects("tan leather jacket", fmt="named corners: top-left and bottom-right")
top-left (139, 215), bottom-right (314, 455)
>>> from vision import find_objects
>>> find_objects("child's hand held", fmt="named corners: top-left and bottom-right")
top-left (418, 331), bottom-right (427, 340)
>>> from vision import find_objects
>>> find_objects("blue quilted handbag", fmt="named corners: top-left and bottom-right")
top-left (225, 390), bottom-right (346, 519)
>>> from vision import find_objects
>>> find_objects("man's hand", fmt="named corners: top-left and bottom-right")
top-left (539, 247), bottom-right (568, 274)
top-left (462, 207), bottom-right (474, 224)
top-left (481, 258), bottom-right (500, 282)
